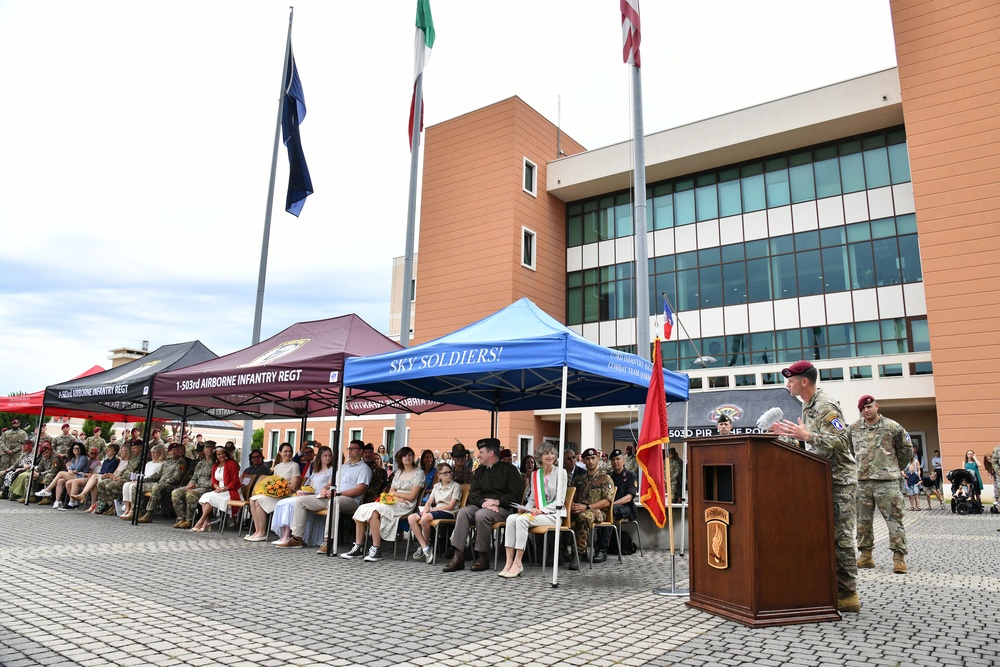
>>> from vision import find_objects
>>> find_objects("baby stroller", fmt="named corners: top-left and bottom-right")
top-left (946, 469), bottom-right (983, 515)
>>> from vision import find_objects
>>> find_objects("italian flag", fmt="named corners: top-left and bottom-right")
top-left (409, 0), bottom-right (435, 148)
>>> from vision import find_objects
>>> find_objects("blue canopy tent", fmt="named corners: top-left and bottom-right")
top-left (344, 298), bottom-right (689, 586)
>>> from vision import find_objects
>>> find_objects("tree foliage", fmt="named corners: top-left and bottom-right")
top-left (252, 428), bottom-right (264, 451)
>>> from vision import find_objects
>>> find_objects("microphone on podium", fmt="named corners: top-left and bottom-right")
top-left (756, 407), bottom-right (784, 432)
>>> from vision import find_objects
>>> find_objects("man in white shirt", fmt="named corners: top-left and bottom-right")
top-left (280, 439), bottom-right (371, 553)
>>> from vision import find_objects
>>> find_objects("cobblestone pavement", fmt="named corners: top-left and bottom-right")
top-left (1, 502), bottom-right (997, 667)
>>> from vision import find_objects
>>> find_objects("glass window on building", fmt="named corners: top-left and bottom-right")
top-left (718, 169), bottom-right (742, 217)
top-left (839, 141), bottom-right (866, 193)
top-left (741, 164), bottom-right (766, 212)
top-left (764, 158), bottom-right (790, 208)
top-left (813, 147), bottom-right (841, 198)
top-left (789, 153), bottom-right (815, 203)
top-left (674, 182), bottom-right (696, 225)
top-left (652, 187), bottom-right (674, 230)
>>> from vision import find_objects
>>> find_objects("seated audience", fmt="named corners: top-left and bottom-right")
top-left (443, 438), bottom-right (523, 573)
top-left (408, 462), bottom-right (462, 563)
top-left (136, 442), bottom-right (188, 523)
top-left (171, 445), bottom-right (214, 529)
top-left (272, 446), bottom-right (335, 545)
top-left (243, 449), bottom-right (272, 476)
top-left (66, 443), bottom-right (120, 511)
top-left (244, 443), bottom-right (301, 540)
top-left (593, 448), bottom-right (638, 563)
top-left (500, 442), bottom-right (567, 578)
top-left (120, 444), bottom-right (166, 520)
top-left (8, 443), bottom-right (56, 502)
top-left (567, 448), bottom-right (615, 569)
top-left (36, 442), bottom-right (90, 509)
top-left (191, 446), bottom-right (241, 532)
top-left (341, 446), bottom-right (424, 562)
top-left (96, 441), bottom-right (142, 515)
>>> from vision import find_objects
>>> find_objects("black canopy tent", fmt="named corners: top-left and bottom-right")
top-left (38, 341), bottom-right (258, 516)
top-left (612, 387), bottom-right (803, 443)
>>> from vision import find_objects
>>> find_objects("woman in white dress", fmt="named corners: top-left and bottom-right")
top-left (244, 443), bottom-right (301, 541)
top-left (191, 446), bottom-right (242, 532)
top-left (340, 447), bottom-right (424, 562)
top-left (499, 442), bottom-right (567, 578)
top-left (120, 444), bottom-right (165, 520)
top-left (269, 446), bottom-right (335, 545)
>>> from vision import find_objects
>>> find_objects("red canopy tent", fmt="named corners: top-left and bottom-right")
top-left (0, 365), bottom-right (140, 420)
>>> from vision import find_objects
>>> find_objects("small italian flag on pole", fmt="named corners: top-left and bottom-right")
top-left (409, 0), bottom-right (435, 148)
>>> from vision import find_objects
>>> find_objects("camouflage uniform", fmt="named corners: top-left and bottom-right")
top-left (9, 454), bottom-right (56, 500)
top-left (137, 456), bottom-right (187, 515)
top-left (624, 454), bottom-right (639, 477)
top-left (570, 470), bottom-right (615, 553)
top-left (361, 465), bottom-right (388, 504)
top-left (171, 458), bottom-right (213, 522)
top-left (849, 415), bottom-right (911, 556)
top-left (0, 428), bottom-right (28, 470)
top-left (668, 457), bottom-right (683, 503)
top-left (452, 464), bottom-right (472, 486)
top-left (85, 434), bottom-right (108, 458)
top-left (51, 434), bottom-right (76, 457)
top-left (801, 388), bottom-right (857, 596)
top-left (97, 456), bottom-right (141, 512)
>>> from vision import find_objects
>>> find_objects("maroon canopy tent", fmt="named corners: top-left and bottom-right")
top-left (152, 314), bottom-right (449, 420)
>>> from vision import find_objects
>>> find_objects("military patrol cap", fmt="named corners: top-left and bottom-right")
top-left (609, 449), bottom-right (623, 459)
top-left (476, 438), bottom-right (501, 454)
top-left (781, 360), bottom-right (815, 378)
top-left (717, 414), bottom-right (731, 423)
top-left (581, 448), bottom-right (599, 458)
top-left (858, 394), bottom-right (876, 411)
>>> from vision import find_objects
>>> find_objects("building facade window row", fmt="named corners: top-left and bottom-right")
top-left (566, 127), bottom-right (910, 247)
top-left (612, 316), bottom-right (928, 373)
top-left (567, 213), bottom-right (921, 326)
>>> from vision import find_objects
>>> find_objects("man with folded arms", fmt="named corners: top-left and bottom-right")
top-left (280, 439), bottom-right (370, 553)
top-left (443, 437), bottom-right (523, 572)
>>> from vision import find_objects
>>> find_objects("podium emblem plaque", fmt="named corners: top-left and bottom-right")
top-left (705, 507), bottom-right (730, 570)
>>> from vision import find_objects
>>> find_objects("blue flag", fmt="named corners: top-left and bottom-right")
top-left (282, 47), bottom-right (313, 217)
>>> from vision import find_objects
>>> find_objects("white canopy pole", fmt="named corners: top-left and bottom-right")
top-left (551, 364), bottom-right (569, 587)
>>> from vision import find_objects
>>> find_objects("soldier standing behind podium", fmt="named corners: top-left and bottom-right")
top-left (848, 395), bottom-right (911, 575)
top-left (772, 360), bottom-right (860, 614)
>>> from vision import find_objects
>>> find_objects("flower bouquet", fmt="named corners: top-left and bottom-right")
top-left (262, 477), bottom-right (292, 498)
top-left (378, 492), bottom-right (396, 505)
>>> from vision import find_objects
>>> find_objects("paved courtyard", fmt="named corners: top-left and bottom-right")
top-left (1, 501), bottom-right (997, 667)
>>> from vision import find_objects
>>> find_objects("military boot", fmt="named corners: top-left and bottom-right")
top-left (892, 552), bottom-right (907, 574)
top-left (837, 592), bottom-right (861, 613)
top-left (857, 548), bottom-right (875, 569)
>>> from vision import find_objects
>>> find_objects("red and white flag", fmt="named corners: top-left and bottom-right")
top-left (621, 0), bottom-right (641, 67)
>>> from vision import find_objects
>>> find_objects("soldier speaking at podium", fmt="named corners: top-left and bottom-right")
top-left (772, 360), bottom-right (860, 614)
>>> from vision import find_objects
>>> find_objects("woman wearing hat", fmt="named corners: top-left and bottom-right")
top-left (499, 442), bottom-right (567, 578)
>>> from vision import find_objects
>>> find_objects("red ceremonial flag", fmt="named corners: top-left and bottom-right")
top-left (637, 338), bottom-right (668, 528)
top-left (621, 0), bottom-right (641, 67)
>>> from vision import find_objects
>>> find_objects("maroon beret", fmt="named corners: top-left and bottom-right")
top-left (781, 360), bottom-right (814, 378)
top-left (858, 395), bottom-right (876, 411)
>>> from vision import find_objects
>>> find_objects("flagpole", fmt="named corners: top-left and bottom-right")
top-left (394, 72), bottom-right (424, 452)
top-left (241, 7), bottom-right (295, 462)
top-left (630, 58), bottom-right (650, 366)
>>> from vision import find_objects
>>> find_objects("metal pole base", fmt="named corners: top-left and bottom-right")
top-left (653, 552), bottom-right (690, 597)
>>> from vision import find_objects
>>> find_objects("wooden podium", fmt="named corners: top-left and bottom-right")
top-left (685, 434), bottom-right (840, 627)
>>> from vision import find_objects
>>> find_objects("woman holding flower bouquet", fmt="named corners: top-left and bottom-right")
top-left (191, 446), bottom-right (241, 532)
top-left (270, 445), bottom-right (335, 545)
top-left (243, 443), bottom-right (301, 540)
top-left (498, 442), bottom-right (567, 578)
top-left (341, 446), bottom-right (425, 562)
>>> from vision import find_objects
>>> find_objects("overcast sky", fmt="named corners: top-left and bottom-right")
top-left (0, 0), bottom-right (897, 396)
